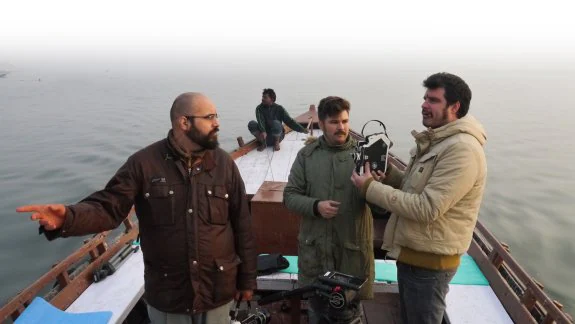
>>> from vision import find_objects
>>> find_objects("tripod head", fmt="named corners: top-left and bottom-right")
top-left (258, 271), bottom-right (366, 312)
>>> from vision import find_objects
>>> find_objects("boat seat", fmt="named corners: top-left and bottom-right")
top-left (274, 254), bottom-right (489, 285)
top-left (65, 248), bottom-right (145, 324)
top-left (15, 297), bottom-right (112, 324)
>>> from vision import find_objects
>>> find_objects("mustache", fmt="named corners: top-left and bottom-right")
top-left (210, 128), bottom-right (220, 135)
top-left (334, 131), bottom-right (346, 135)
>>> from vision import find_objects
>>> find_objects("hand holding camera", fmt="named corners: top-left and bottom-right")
top-left (351, 120), bottom-right (392, 176)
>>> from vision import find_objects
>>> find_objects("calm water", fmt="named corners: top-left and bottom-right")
top-left (1, 60), bottom-right (574, 315)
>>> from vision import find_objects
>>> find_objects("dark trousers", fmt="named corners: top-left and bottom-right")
top-left (247, 120), bottom-right (284, 146)
top-left (397, 261), bottom-right (456, 324)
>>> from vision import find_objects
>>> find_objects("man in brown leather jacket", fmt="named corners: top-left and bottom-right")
top-left (17, 92), bottom-right (257, 324)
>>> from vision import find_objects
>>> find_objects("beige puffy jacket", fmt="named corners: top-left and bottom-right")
top-left (366, 115), bottom-right (487, 258)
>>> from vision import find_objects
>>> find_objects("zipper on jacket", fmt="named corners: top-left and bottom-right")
top-left (187, 158), bottom-right (192, 176)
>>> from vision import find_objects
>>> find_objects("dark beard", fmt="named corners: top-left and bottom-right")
top-left (186, 127), bottom-right (219, 150)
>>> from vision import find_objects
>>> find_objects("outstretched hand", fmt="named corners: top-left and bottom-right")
top-left (16, 204), bottom-right (66, 231)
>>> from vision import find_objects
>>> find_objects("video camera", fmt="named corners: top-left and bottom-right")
top-left (351, 120), bottom-right (392, 175)
top-left (257, 271), bottom-right (366, 323)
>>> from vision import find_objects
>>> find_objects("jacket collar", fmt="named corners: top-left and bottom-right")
top-left (318, 134), bottom-right (356, 152)
top-left (165, 130), bottom-right (217, 171)
top-left (410, 115), bottom-right (487, 157)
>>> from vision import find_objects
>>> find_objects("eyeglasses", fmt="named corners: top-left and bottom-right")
top-left (185, 114), bottom-right (219, 121)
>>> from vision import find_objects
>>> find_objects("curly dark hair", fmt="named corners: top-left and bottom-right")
top-left (423, 72), bottom-right (472, 118)
top-left (262, 88), bottom-right (276, 102)
top-left (317, 96), bottom-right (350, 121)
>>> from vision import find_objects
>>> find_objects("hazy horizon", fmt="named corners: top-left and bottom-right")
top-left (2, 0), bottom-right (575, 67)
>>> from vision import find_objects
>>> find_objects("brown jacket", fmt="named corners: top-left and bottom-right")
top-left (53, 134), bottom-right (257, 314)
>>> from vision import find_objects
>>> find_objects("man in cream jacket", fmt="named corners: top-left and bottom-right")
top-left (351, 72), bottom-right (487, 324)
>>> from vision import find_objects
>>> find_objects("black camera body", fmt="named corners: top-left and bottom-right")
top-left (351, 120), bottom-right (391, 175)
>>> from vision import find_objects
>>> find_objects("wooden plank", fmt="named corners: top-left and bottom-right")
top-left (66, 249), bottom-right (145, 324)
top-left (294, 105), bottom-right (318, 125)
top-left (362, 293), bottom-right (402, 324)
top-left (49, 223), bottom-right (139, 311)
top-left (468, 241), bottom-right (537, 323)
top-left (236, 130), bottom-right (323, 195)
top-left (446, 285), bottom-right (513, 324)
top-left (0, 232), bottom-right (110, 322)
top-left (257, 273), bottom-right (298, 291)
top-left (265, 141), bottom-right (299, 182)
top-left (235, 149), bottom-right (275, 195)
top-left (473, 221), bottom-right (571, 324)
top-left (283, 131), bottom-right (299, 141)
top-left (251, 183), bottom-right (301, 255)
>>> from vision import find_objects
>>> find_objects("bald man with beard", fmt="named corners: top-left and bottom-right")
top-left (17, 93), bottom-right (257, 324)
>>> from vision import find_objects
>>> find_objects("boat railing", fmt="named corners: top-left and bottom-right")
top-left (382, 136), bottom-right (571, 323)
top-left (470, 221), bottom-right (573, 324)
top-left (0, 212), bottom-right (139, 323)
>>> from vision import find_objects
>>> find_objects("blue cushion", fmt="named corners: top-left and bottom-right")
top-left (15, 297), bottom-right (112, 324)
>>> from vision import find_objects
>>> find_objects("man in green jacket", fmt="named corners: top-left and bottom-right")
top-left (247, 88), bottom-right (308, 151)
top-left (351, 72), bottom-right (487, 324)
top-left (284, 96), bottom-right (374, 324)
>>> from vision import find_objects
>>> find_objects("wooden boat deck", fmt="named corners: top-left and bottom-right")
top-left (250, 292), bottom-right (402, 324)
top-left (235, 130), bottom-right (323, 195)
top-left (256, 271), bottom-right (512, 324)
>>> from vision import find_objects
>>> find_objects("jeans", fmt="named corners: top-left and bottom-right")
top-left (397, 261), bottom-right (456, 324)
top-left (247, 120), bottom-right (284, 146)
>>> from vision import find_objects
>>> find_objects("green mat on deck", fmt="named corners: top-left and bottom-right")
top-left (278, 254), bottom-right (488, 286)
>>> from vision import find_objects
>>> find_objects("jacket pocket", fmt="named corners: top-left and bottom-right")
top-left (206, 185), bottom-right (230, 225)
top-left (338, 242), bottom-right (369, 279)
top-left (408, 153), bottom-right (437, 193)
top-left (144, 184), bottom-right (175, 226)
top-left (144, 266), bottom-right (188, 311)
top-left (333, 153), bottom-right (354, 190)
top-left (297, 236), bottom-right (323, 277)
top-left (210, 257), bottom-right (241, 303)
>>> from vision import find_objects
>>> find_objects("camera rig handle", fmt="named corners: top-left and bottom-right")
top-left (360, 119), bottom-right (388, 138)
top-left (258, 282), bottom-right (332, 305)
top-left (352, 119), bottom-right (392, 175)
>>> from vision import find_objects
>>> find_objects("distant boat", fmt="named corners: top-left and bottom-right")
top-left (0, 70), bottom-right (9, 78)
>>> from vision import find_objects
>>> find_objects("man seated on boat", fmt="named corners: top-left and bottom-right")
top-left (247, 88), bottom-right (309, 151)
top-left (351, 72), bottom-right (487, 324)
top-left (284, 96), bottom-right (374, 324)
top-left (17, 92), bottom-right (257, 324)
